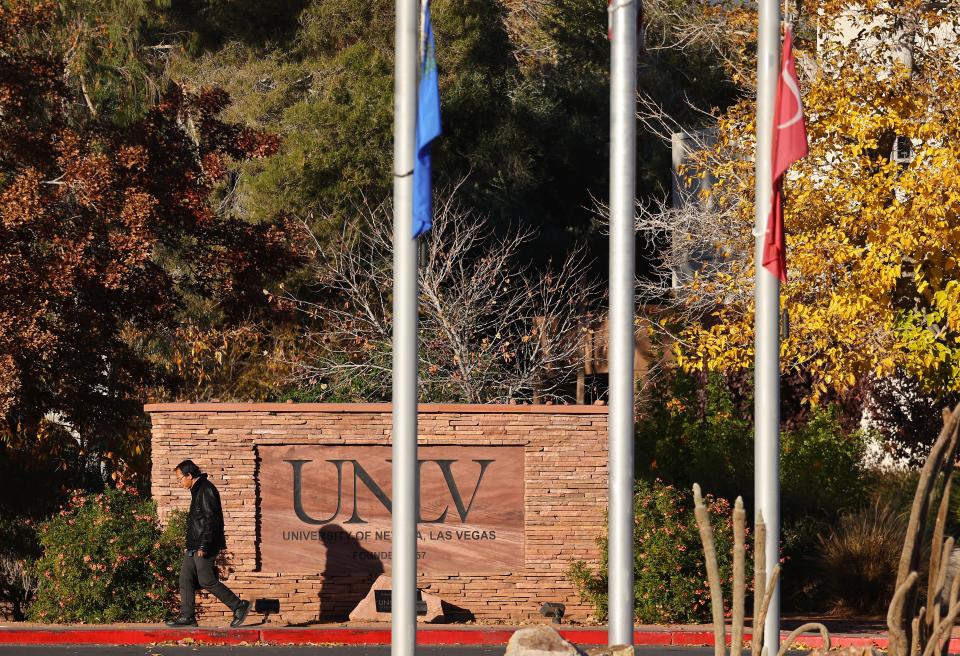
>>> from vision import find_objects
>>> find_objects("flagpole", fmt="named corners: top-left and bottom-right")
top-left (754, 0), bottom-right (781, 652)
top-left (392, 0), bottom-right (419, 649)
top-left (607, 0), bottom-right (637, 646)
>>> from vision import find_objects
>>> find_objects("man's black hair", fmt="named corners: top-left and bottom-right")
top-left (175, 460), bottom-right (202, 478)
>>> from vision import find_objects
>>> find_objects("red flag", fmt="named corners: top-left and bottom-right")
top-left (763, 26), bottom-right (808, 282)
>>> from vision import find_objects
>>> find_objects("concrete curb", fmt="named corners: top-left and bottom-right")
top-left (0, 625), bottom-right (934, 649)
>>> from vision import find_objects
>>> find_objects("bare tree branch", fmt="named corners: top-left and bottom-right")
top-left (280, 192), bottom-right (599, 403)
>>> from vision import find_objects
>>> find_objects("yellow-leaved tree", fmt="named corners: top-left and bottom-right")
top-left (645, 0), bottom-right (960, 403)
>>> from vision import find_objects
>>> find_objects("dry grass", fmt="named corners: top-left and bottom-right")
top-left (816, 501), bottom-right (908, 615)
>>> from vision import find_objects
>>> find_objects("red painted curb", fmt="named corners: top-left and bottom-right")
top-left (418, 630), bottom-right (517, 646)
top-left (671, 630), bottom-right (716, 646)
top-left (0, 628), bottom-right (257, 645)
top-left (260, 628), bottom-right (391, 645)
top-left (0, 626), bottom-right (935, 648)
top-left (632, 631), bottom-right (673, 646)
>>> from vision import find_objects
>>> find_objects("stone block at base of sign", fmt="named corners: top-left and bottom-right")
top-left (504, 625), bottom-right (581, 656)
top-left (348, 574), bottom-right (444, 623)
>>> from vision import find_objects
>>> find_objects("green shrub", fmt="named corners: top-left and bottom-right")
top-left (161, 509), bottom-right (188, 552)
top-left (29, 489), bottom-right (184, 623)
top-left (815, 501), bottom-right (906, 615)
top-left (780, 408), bottom-right (867, 518)
top-left (776, 410), bottom-right (870, 610)
top-left (635, 372), bottom-right (754, 503)
top-left (637, 371), bottom-right (869, 518)
top-left (636, 370), bottom-right (872, 613)
top-left (570, 479), bottom-right (749, 623)
top-left (0, 517), bottom-right (40, 620)
top-left (778, 515), bottom-right (829, 612)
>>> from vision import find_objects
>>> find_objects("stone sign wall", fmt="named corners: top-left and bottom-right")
top-left (147, 403), bottom-right (607, 624)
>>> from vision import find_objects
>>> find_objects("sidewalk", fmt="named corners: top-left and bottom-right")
top-left (0, 619), bottom-right (950, 649)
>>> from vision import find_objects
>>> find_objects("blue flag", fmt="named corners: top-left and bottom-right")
top-left (413, 0), bottom-right (441, 238)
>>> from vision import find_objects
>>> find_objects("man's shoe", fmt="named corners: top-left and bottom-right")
top-left (230, 600), bottom-right (251, 628)
top-left (165, 616), bottom-right (198, 627)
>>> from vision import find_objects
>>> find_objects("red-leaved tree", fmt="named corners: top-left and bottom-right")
top-left (0, 3), bottom-right (297, 500)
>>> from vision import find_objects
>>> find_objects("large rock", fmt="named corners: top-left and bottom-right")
top-left (348, 574), bottom-right (444, 623)
top-left (505, 625), bottom-right (581, 656)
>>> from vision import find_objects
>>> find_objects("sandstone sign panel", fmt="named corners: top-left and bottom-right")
top-left (259, 444), bottom-right (525, 574)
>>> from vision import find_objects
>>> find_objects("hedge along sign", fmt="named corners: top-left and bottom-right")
top-left (258, 445), bottom-right (525, 573)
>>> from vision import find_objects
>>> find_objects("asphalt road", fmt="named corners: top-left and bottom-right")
top-left (0, 647), bottom-right (727, 656)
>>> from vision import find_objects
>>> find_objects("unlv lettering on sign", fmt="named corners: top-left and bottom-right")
top-left (259, 445), bottom-right (524, 574)
top-left (286, 459), bottom-right (493, 524)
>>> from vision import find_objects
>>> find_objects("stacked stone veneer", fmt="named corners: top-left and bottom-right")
top-left (147, 403), bottom-right (608, 624)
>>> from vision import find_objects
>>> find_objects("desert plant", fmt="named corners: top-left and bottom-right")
top-left (692, 484), bottom-right (832, 656)
top-left (29, 489), bottom-right (184, 623)
top-left (815, 501), bottom-right (907, 615)
top-left (692, 406), bottom-right (960, 656)
top-left (888, 403), bottom-right (960, 656)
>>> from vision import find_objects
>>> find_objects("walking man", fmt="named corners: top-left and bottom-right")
top-left (165, 460), bottom-right (250, 627)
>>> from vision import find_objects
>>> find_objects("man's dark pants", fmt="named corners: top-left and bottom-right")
top-left (178, 551), bottom-right (241, 618)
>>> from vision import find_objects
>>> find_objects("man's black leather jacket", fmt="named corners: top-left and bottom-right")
top-left (186, 474), bottom-right (227, 554)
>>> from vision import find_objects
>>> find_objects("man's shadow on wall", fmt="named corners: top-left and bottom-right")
top-left (318, 524), bottom-right (384, 622)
